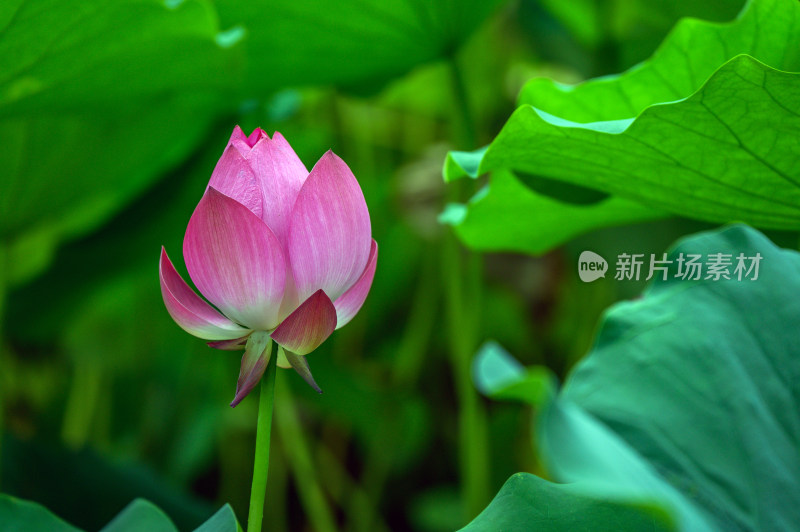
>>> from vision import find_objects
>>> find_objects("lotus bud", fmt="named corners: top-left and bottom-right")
top-left (159, 126), bottom-right (377, 406)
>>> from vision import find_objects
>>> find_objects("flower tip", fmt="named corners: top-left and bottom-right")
top-left (229, 380), bottom-right (256, 407)
top-left (247, 127), bottom-right (268, 147)
top-left (315, 149), bottom-right (337, 165)
top-left (229, 396), bottom-right (244, 408)
top-left (282, 348), bottom-right (323, 393)
top-left (158, 246), bottom-right (172, 275)
top-left (303, 372), bottom-right (322, 394)
top-left (228, 125), bottom-right (264, 151)
top-left (230, 377), bottom-right (259, 407)
top-left (231, 124), bottom-right (246, 139)
top-left (315, 149), bottom-right (353, 175)
top-left (229, 384), bottom-right (253, 407)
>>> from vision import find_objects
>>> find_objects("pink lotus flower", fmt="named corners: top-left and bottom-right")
top-left (159, 126), bottom-right (377, 406)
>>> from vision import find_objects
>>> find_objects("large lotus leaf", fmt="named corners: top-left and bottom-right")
top-left (537, 0), bottom-right (744, 68)
top-left (100, 499), bottom-right (178, 532)
top-left (0, 494), bottom-right (240, 532)
top-left (0, 0), bottom-right (243, 281)
top-left (443, 0), bottom-right (800, 254)
top-left (467, 343), bottom-right (710, 531)
top-left (0, 432), bottom-right (216, 530)
top-left (440, 170), bottom-right (668, 253)
top-left (192, 504), bottom-right (241, 532)
top-left (0, 96), bottom-right (218, 238)
top-left (522, 0), bottom-right (799, 122)
top-left (0, 495), bottom-right (81, 532)
top-left (462, 471), bottom-right (676, 532)
top-left (466, 225), bottom-right (800, 530)
top-left (214, 0), bottom-right (506, 93)
top-left (0, 0), bottom-right (242, 116)
top-left (445, 55), bottom-right (800, 250)
top-left (0, 96), bottom-right (224, 287)
top-left (103, 500), bottom-right (242, 531)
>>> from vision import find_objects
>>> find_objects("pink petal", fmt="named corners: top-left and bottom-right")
top-left (248, 131), bottom-right (309, 245)
top-left (230, 125), bottom-right (248, 142)
top-left (270, 289), bottom-right (337, 355)
top-left (159, 247), bottom-right (249, 340)
top-left (333, 239), bottom-right (377, 329)
top-left (184, 187), bottom-right (286, 331)
top-left (207, 336), bottom-right (249, 350)
top-left (246, 127), bottom-right (266, 147)
top-left (277, 265), bottom-right (300, 322)
top-left (228, 125), bottom-right (254, 153)
top-left (287, 151), bottom-right (372, 302)
top-left (208, 145), bottom-right (262, 218)
top-left (229, 126), bottom-right (266, 154)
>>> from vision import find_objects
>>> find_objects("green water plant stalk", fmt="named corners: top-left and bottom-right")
top-left (247, 349), bottom-right (278, 532)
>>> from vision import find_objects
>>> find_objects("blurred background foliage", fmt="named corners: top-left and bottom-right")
top-left (0, 0), bottom-right (759, 530)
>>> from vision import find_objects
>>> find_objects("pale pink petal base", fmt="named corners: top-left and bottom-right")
top-left (334, 239), bottom-right (378, 329)
top-left (277, 264), bottom-right (300, 323)
top-left (287, 151), bottom-right (372, 303)
top-left (184, 187), bottom-right (286, 331)
top-left (271, 290), bottom-right (337, 355)
top-left (159, 248), bottom-right (249, 340)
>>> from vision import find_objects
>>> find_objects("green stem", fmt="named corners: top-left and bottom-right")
top-left (391, 244), bottom-right (439, 387)
top-left (442, 234), bottom-right (489, 519)
top-left (247, 347), bottom-right (278, 532)
top-left (61, 360), bottom-right (102, 448)
top-left (344, 249), bottom-right (439, 530)
top-left (445, 55), bottom-right (490, 520)
top-left (0, 244), bottom-right (6, 488)
top-left (448, 54), bottom-right (477, 150)
top-left (275, 373), bottom-right (337, 532)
